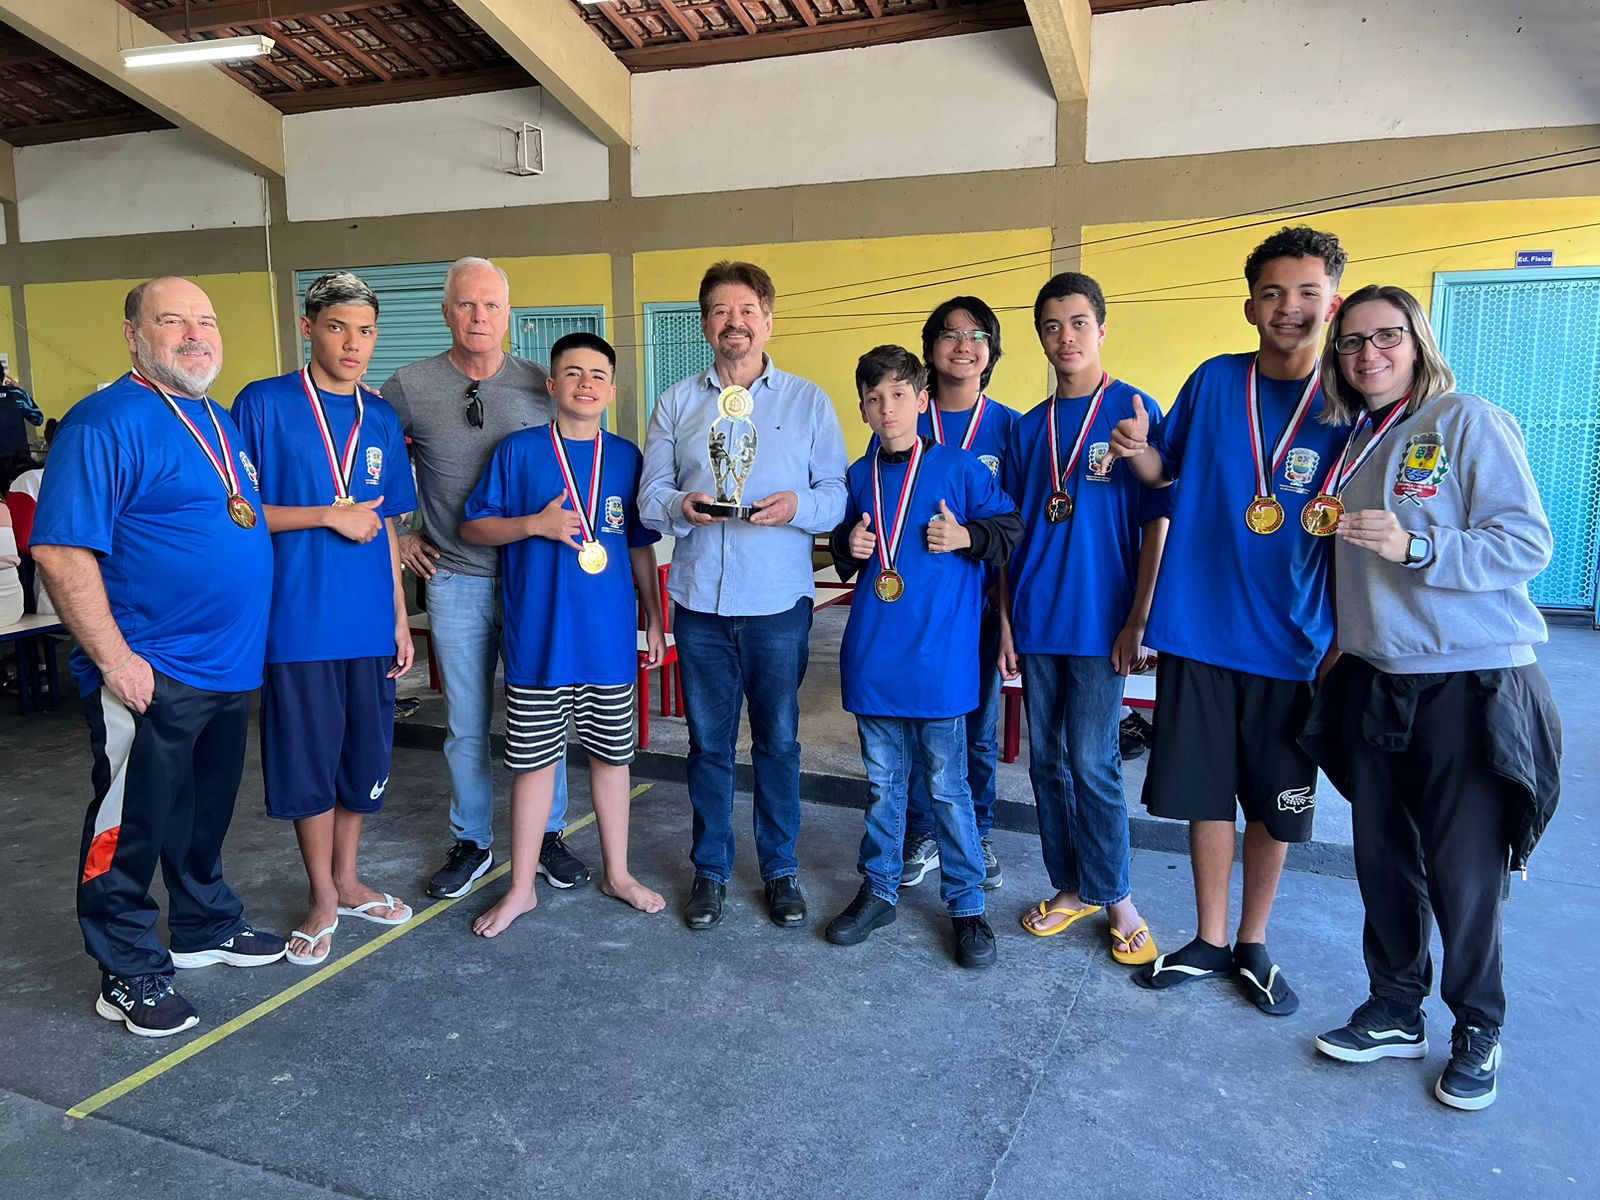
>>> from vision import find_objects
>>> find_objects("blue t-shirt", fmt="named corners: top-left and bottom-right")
top-left (1003, 380), bottom-right (1173, 656)
top-left (465, 425), bottom-right (659, 688)
top-left (1146, 352), bottom-right (1354, 681)
top-left (839, 441), bottom-right (1015, 718)
top-left (233, 371), bottom-right (417, 664)
top-left (31, 373), bottom-right (273, 695)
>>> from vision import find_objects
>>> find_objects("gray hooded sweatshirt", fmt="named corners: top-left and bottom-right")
top-left (1332, 391), bottom-right (1552, 675)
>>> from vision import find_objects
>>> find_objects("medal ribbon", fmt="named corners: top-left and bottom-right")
top-left (1315, 394), bottom-right (1412, 497)
top-left (300, 367), bottom-right (365, 502)
top-left (930, 393), bottom-right (988, 451)
top-left (871, 437), bottom-right (925, 576)
top-left (549, 424), bottom-right (603, 543)
top-left (131, 370), bottom-right (242, 498)
top-left (1246, 357), bottom-right (1321, 497)
top-left (1048, 373), bottom-right (1109, 493)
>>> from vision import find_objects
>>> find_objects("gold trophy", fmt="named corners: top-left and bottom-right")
top-left (704, 385), bottom-right (759, 518)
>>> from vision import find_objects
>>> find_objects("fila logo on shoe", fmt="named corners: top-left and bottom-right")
top-left (1277, 786), bottom-right (1315, 813)
top-left (110, 983), bottom-right (138, 1012)
top-left (370, 776), bottom-right (389, 801)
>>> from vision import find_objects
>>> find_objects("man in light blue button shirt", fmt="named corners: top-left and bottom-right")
top-left (639, 261), bottom-right (847, 932)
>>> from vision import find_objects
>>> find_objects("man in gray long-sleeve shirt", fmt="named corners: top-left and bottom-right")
top-left (382, 257), bottom-right (587, 900)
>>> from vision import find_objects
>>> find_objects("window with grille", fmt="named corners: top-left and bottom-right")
top-left (1434, 269), bottom-right (1600, 614)
top-left (512, 305), bottom-right (608, 428)
top-left (644, 302), bottom-right (714, 418)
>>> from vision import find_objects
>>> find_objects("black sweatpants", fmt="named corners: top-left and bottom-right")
top-left (1333, 659), bottom-right (1513, 1030)
top-left (79, 671), bottom-right (249, 978)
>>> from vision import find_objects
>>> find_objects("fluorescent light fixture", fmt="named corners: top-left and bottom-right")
top-left (122, 35), bottom-right (275, 69)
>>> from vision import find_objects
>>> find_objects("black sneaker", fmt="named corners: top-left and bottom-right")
top-left (899, 833), bottom-right (940, 888)
top-left (96, 973), bottom-right (199, 1038)
top-left (428, 839), bottom-right (494, 899)
top-left (1315, 997), bottom-right (1428, 1063)
top-left (953, 914), bottom-right (997, 969)
top-left (980, 837), bottom-right (1003, 891)
top-left (537, 831), bottom-right (591, 889)
top-left (1119, 713), bottom-right (1151, 760)
top-left (825, 884), bottom-right (897, 946)
top-left (169, 924), bottom-right (286, 969)
top-left (1435, 1025), bottom-right (1502, 1111)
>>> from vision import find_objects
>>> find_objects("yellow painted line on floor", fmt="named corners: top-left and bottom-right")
top-left (67, 783), bottom-right (651, 1120)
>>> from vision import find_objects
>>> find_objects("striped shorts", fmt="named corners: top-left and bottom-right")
top-left (505, 682), bottom-right (637, 772)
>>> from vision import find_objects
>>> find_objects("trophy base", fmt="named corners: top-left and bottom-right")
top-left (702, 501), bottom-right (756, 519)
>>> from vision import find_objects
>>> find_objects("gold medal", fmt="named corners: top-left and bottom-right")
top-left (227, 494), bottom-right (258, 530)
top-left (1045, 490), bottom-right (1074, 523)
top-left (1244, 495), bottom-right (1284, 535)
top-left (578, 539), bottom-right (608, 575)
top-left (332, 497), bottom-right (355, 507)
top-left (1301, 494), bottom-right (1343, 537)
top-left (873, 569), bottom-right (905, 603)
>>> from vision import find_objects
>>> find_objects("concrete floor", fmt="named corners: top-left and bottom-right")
top-left (0, 622), bottom-right (1595, 1199)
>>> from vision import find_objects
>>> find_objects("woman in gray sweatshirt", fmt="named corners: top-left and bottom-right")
top-left (1299, 284), bottom-right (1562, 1114)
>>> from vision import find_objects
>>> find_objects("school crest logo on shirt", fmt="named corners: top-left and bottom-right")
top-left (1086, 442), bottom-right (1112, 481)
top-left (979, 454), bottom-right (1002, 478)
top-left (237, 450), bottom-right (260, 490)
top-left (365, 446), bottom-right (383, 486)
top-left (1393, 432), bottom-right (1449, 505)
top-left (1282, 447), bottom-right (1320, 493)
top-left (604, 495), bottom-right (626, 533)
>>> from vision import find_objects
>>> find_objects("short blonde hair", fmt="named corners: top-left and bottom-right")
top-left (1319, 284), bottom-right (1456, 425)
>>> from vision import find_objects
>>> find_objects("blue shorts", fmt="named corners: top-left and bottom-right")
top-left (260, 657), bottom-right (396, 821)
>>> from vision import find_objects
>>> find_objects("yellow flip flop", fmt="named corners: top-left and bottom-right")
top-left (1111, 922), bottom-right (1159, 966)
top-left (1021, 901), bottom-right (1103, 937)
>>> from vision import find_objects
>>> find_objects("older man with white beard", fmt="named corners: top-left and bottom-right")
top-left (33, 277), bottom-right (285, 1039)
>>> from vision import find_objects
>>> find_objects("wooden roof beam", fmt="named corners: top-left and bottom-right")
top-left (0, 137), bottom-right (16, 204)
top-left (453, 0), bottom-right (630, 148)
top-left (1025, 0), bottom-right (1092, 102)
top-left (0, 0), bottom-right (285, 177)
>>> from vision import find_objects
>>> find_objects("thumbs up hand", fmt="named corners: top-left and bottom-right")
top-left (926, 499), bottom-right (971, 554)
top-left (1107, 393), bottom-right (1150, 463)
top-left (328, 495), bottom-right (385, 543)
top-left (848, 511), bottom-right (877, 561)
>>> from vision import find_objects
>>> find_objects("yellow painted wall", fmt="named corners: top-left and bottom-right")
top-left (0, 290), bottom-right (15, 382)
top-left (22, 272), bottom-right (278, 419)
top-left (1081, 196), bottom-right (1600, 409)
top-left (634, 230), bottom-right (1055, 456)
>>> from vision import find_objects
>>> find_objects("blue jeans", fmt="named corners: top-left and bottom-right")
top-left (426, 569), bottom-right (566, 848)
top-left (856, 715), bottom-right (985, 917)
top-left (1020, 653), bottom-right (1130, 907)
top-left (906, 609), bottom-right (1001, 840)
top-left (674, 598), bottom-right (811, 884)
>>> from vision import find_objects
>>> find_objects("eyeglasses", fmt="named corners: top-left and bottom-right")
top-left (464, 380), bottom-right (483, 428)
top-left (935, 329), bottom-right (991, 346)
top-left (1333, 326), bottom-right (1410, 355)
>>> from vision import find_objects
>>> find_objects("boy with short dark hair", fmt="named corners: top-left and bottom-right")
top-left (233, 270), bottom-right (417, 967)
top-left (826, 346), bottom-right (1022, 968)
top-left (461, 332), bottom-right (666, 936)
top-left (1107, 226), bottom-right (1353, 1013)
top-left (998, 271), bottom-right (1171, 966)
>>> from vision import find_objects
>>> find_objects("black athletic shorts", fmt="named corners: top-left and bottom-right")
top-left (1141, 653), bottom-right (1318, 843)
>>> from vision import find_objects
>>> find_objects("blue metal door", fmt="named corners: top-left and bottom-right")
top-left (1433, 269), bottom-right (1600, 619)
top-left (294, 262), bottom-right (452, 390)
top-left (644, 302), bottom-right (714, 418)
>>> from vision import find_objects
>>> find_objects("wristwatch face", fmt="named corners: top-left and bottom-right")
top-left (1406, 535), bottom-right (1428, 564)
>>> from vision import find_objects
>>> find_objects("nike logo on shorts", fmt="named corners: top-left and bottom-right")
top-left (370, 776), bottom-right (389, 801)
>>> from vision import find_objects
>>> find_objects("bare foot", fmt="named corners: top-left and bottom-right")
top-left (1022, 890), bottom-right (1100, 934)
top-left (600, 872), bottom-right (666, 914)
top-left (289, 903), bottom-right (338, 961)
top-left (472, 885), bottom-right (537, 937)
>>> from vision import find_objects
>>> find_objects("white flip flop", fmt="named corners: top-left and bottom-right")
top-left (285, 921), bottom-right (338, 967)
top-left (337, 893), bottom-right (412, 926)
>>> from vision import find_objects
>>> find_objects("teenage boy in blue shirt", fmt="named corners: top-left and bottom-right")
top-left (461, 332), bottom-right (667, 937)
top-left (1107, 226), bottom-right (1352, 1014)
top-left (998, 272), bottom-right (1171, 966)
top-left (826, 346), bottom-right (1022, 969)
top-left (233, 272), bottom-right (417, 966)
top-left (896, 296), bottom-right (1019, 893)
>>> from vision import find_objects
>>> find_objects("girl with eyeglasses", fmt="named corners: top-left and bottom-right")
top-left (1302, 284), bottom-right (1563, 1112)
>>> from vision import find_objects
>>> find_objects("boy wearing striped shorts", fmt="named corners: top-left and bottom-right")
top-left (460, 333), bottom-right (667, 936)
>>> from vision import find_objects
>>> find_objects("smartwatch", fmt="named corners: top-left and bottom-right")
top-left (1402, 534), bottom-right (1431, 566)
